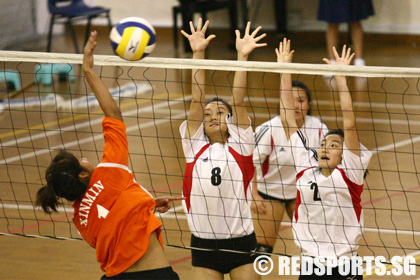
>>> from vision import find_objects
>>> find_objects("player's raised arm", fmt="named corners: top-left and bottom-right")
top-left (82, 31), bottom-right (123, 122)
top-left (276, 38), bottom-right (296, 140)
top-left (232, 22), bottom-right (266, 129)
top-left (181, 19), bottom-right (216, 138)
top-left (323, 46), bottom-right (359, 155)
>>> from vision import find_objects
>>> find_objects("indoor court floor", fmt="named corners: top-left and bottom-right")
top-left (1, 27), bottom-right (420, 279)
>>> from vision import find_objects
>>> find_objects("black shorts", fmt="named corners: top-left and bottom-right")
top-left (101, 266), bottom-right (179, 280)
top-left (191, 232), bottom-right (258, 274)
top-left (258, 191), bottom-right (295, 204)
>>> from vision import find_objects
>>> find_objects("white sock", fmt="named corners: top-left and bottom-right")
top-left (354, 58), bottom-right (366, 66)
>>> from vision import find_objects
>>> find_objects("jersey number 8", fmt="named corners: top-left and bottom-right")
top-left (211, 167), bottom-right (222, 186)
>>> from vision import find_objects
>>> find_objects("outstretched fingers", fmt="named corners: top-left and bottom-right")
top-left (341, 45), bottom-right (352, 60)
top-left (284, 38), bottom-right (290, 52)
top-left (324, 45), bottom-right (354, 65)
top-left (235, 29), bottom-right (241, 39)
top-left (332, 46), bottom-right (340, 60)
top-left (85, 31), bottom-right (97, 52)
top-left (276, 38), bottom-right (294, 63)
top-left (338, 45), bottom-right (355, 64)
top-left (201, 19), bottom-right (210, 33)
top-left (235, 22), bottom-right (266, 57)
top-left (189, 20), bottom-right (196, 33)
top-left (83, 31), bottom-right (98, 72)
top-left (346, 46), bottom-right (354, 61)
top-left (341, 45), bottom-right (347, 58)
top-left (206, 34), bottom-right (216, 43)
top-left (251, 25), bottom-right (262, 37)
top-left (180, 29), bottom-right (189, 39)
top-left (181, 19), bottom-right (215, 52)
top-left (196, 18), bottom-right (203, 31)
top-left (250, 25), bottom-right (266, 45)
top-left (278, 38), bottom-right (288, 53)
top-left (322, 58), bottom-right (331, 64)
top-left (245, 21), bottom-right (251, 36)
top-left (181, 19), bottom-right (200, 37)
top-left (349, 52), bottom-right (356, 62)
top-left (254, 33), bottom-right (267, 44)
top-left (181, 18), bottom-right (204, 37)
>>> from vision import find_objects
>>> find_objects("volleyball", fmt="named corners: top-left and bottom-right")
top-left (109, 17), bottom-right (156, 61)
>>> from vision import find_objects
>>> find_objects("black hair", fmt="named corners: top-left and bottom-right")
top-left (35, 150), bottom-right (89, 214)
top-left (292, 81), bottom-right (312, 115)
top-left (205, 97), bottom-right (233, 115)
top-left (324, 128), bottom-right (345, 139)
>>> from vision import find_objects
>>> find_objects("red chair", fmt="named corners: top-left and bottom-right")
top-left (46, 0), bottom-right (112, 53)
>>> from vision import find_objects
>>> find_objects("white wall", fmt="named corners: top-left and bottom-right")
top-left (36, 0), bottom-right (420, 35)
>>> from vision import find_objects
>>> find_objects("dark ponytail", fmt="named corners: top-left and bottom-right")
top-left (36, 150), bottom-right (89, 214)
top-left (36, 185), bottom-right (60, 214)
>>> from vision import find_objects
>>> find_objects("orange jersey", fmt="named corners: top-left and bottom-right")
top-left (73, 117), bottom-right (163, 277)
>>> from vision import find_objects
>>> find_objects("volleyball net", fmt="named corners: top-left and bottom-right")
top-left (0, 51), bottom-right (419, 264)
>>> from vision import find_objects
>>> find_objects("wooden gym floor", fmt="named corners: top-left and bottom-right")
top-left (0, 27), bottom-right (420, 279)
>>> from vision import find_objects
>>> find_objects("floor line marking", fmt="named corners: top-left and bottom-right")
top-left (0, 92), bottom-right (187, 140)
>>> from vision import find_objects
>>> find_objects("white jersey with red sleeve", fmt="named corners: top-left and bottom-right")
top-left (290, 131), bottom-right (372, 259)
top-left (180, 115), bottom-right (255, 239)
top-left (253, 115), bottom-right (328, 200)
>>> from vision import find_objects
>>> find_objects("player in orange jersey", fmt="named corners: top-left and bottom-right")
top-left (36, 31), bottom-right (183, 280)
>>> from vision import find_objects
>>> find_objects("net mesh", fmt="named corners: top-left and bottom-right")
top-left (0, 51), bottom-right (419, 263)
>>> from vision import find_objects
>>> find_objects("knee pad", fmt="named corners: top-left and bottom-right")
top-left (256, 243), bottom-right (273, 254)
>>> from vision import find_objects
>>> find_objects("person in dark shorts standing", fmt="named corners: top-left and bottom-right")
top-left (318, 0), bottom-right (374, 66)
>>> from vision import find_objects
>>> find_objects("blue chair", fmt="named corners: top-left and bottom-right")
top-left (46, 0), bottom-right (112, 53)
top-left (35, 64), bottom-right (76, 86)
top-left (0, 71), bottom-right (21, 91)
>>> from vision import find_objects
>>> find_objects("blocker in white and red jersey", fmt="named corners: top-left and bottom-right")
top-left (290, 130), bottom-right (372, 259)
top-left (253, 115), bottom-right (328, 200)
top-left (180, 116), bottom-right (255, 240)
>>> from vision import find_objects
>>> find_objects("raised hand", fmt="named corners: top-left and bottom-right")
top-left (275, 38), bottom-right (295, 63)
top-left (82, 30), bottom-right (97, 73)
top-left (235, 21), bottom-right (267, 58)
top-left (180, 18), bottom-right (216, 53)
top-left (323, 45), bottom-right (355, 66)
